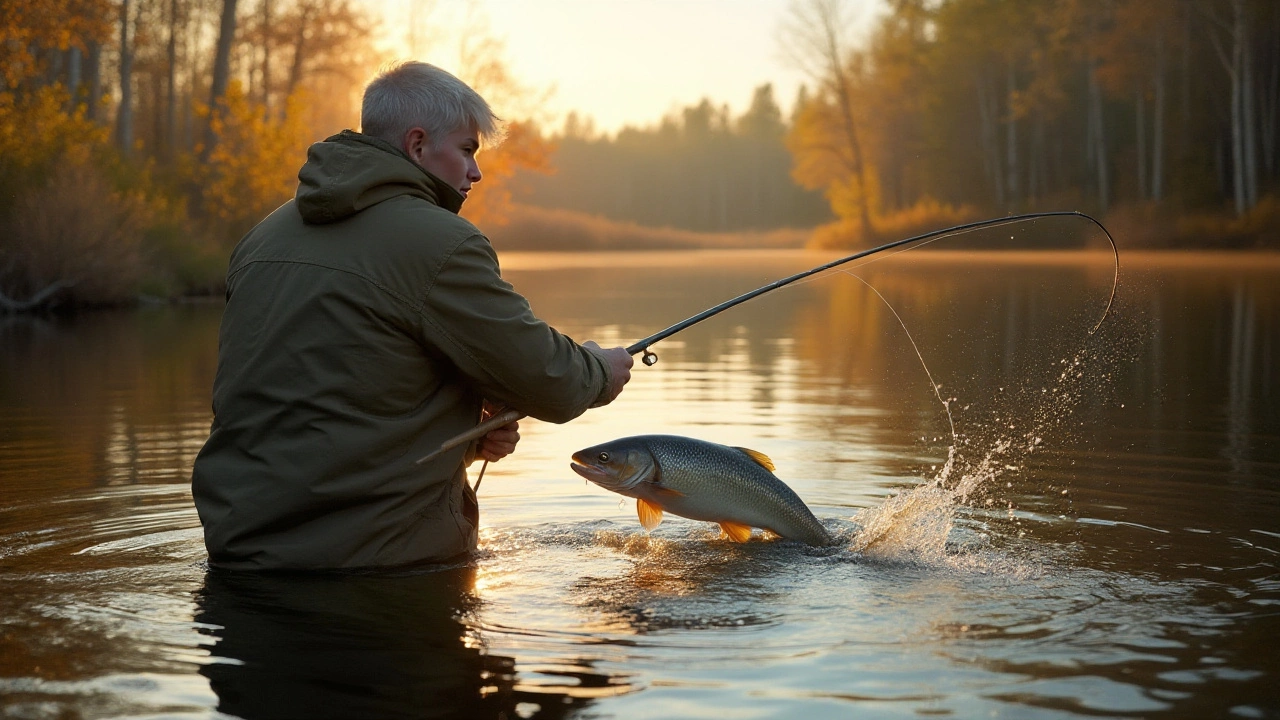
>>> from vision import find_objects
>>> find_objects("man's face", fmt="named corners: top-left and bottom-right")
top-left (408, 126), bottom-right (482, 200)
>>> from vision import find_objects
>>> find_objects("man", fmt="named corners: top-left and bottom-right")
top-left (191, 62), bottom-right (632, 570)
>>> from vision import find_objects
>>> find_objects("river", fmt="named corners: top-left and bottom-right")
top-left (1, 240), bottom-right (1277, 719)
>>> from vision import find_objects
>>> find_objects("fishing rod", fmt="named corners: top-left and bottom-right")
top-left (417, 210), bottom-right (1120, 467)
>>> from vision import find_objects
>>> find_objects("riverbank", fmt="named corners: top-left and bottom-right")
top-left (3, 201), bottom-right (1277, 314)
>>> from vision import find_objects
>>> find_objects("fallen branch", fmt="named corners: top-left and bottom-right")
top-left (0, 280), bottom-right (73, 313)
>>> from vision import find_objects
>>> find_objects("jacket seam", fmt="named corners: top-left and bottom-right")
top-left (229, 258), bottom-right (425, 312)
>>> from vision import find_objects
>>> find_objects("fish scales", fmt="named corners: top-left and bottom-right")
top-left (571, 434), bottom-right (834, 546)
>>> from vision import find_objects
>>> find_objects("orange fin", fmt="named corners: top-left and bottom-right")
top-left (719, 521), bottom-right (754, 543)
top-left (637, 499), bottom-right (664, 531)
top-left (734, 447), bottom-right (775, 472)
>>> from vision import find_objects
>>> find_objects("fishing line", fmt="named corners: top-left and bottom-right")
top-left (835, 270), bottom-right (959, 484)
top-left (421, 211), bottom-right (1120, 469)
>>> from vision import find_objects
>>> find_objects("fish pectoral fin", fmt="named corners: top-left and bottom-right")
top-left (734, 447), bottom-right (775, 472)
top-left (637, 499), bottom-right (664, 531)
top-left (653, 485), bottom-right (685, 497)
top-left (719, 521), bottom-right (754, 543)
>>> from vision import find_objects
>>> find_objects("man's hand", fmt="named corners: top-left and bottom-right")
top-left (583, 341), bottom-right (633, 407)
top-left (476, 401), bottom-right (520, 462)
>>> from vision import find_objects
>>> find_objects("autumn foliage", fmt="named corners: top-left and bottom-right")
top-left (0, 0), bottom-right (553, 310)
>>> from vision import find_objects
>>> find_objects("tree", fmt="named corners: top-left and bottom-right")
top-left (1201, 0), bottom-right (1260, 215)
top-left (1097, 0), bottom-right (1180, 203)
top-left (780, 0), bottom-right (876, 238)
top-left (203, 0), bottom-right (237, 159)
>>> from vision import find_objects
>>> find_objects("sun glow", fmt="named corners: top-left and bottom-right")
top-left (365, 0), bottom-right (878, 134)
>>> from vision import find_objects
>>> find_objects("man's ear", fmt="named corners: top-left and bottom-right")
top-left (402, 127), bottom-right (430, 164)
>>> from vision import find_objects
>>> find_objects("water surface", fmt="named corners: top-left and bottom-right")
top-left (1, 241), bottom-right (1277, 719)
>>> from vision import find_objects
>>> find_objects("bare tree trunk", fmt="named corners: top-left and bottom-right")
top-left (204, 0), bottom-right (239, 160)
top-left (286, 2), bottom-right (312, 99)
top-left (1030, 117), bottom-right (1046, 203)
top-left (86, 42), bottom-right (102, 122)
top-left (1153, 33), bottom-right (1166, 202)
top-left (67, 47), bottom-right (81, 105)
top-left (166, 0), bottom-right (178, 159)
top-left (1087, 59), bottom-right (1109, 212)
top-left (1136, 86), bottom-right (1148, 200)
top-left (1263, 6), bottom-right (1279, 180)
top-left (977, 73), bottom-right (1004, 209)
top-left (1240, 1), bottom-right (1259, 209)
top-left (1180, 0), bottom-right (1192, 164)
top-left (1005, 60), bottom-right (1019, 211)
top-left (262, 0), bottom-right (272, 113)
top-left (116, 0), bottom-right (134, 156)
top-left (831, 58), bottom-right (873, 238)
top-left (1229, 0), bottom-right (1247, 216)
top-left (43, 47), bottom-right (63, 88)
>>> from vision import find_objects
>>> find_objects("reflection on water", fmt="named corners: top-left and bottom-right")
top-left (1, 245), bottom-right (1278, 718)
top-left (197, 567), bottom-right (544, 720)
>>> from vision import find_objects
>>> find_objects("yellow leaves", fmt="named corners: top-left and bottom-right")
top-left (787, 94), bottom-right (879, 228)
top-left (0, 85), bottom-right (108, 207)
top-left (786, 97), bottom-right (848, 192)
top-left (194, 81), bottom-right (312, 236)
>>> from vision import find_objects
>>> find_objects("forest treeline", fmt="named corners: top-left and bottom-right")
top-left (525, 0), bottom-right (1280, 250)
top-left (514, 88), bottom-right (833, 233)
top-left (782, 0), bottom-right (1280, 249)
top-left (2, 0), bottom-right (1278, 311)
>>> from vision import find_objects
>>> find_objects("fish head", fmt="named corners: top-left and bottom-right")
top-left (570, 438), bottom-right (656, 495)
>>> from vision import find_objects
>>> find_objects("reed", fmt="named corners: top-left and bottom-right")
top-left (490, 203), bottom-right (810, 252)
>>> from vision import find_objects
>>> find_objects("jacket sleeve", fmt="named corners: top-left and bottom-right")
top-left (415, 233), bottom-right (612, 423)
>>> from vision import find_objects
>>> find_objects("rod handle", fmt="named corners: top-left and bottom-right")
top-left (414, 408), bottom-right (525, 465)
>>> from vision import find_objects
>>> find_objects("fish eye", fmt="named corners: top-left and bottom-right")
top-left (598, 452), bottom-right (610, 462)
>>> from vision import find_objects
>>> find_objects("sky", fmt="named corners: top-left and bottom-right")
top-left (372, 0), bottom-right (883, 135)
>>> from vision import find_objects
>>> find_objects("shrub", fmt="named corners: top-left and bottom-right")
top-left (808, 198), bottom-right (982, 249)
top-left (1174, 196), bottom-right (1280, 249)
top-left (0, 159), bottom-right (153, 310)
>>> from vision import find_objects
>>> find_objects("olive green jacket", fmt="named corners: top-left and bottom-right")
top-left (191, 130), bottom-right (612, 570)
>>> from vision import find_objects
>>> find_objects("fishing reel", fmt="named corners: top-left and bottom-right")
top-left (641, 349), bottom-right (659, 366)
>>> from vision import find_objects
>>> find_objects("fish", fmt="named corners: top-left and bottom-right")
top-left (570, 434), bottom-right (834, 546)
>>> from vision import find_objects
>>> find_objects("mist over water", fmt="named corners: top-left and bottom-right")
top-left (1, 245), bottom-right (1277, 719)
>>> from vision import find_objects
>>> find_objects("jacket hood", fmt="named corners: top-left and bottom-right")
top-left (295, 130), bottom-right (465, 224)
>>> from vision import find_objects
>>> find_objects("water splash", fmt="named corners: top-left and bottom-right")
top-left (849, 342), bottom-right (1107, 568)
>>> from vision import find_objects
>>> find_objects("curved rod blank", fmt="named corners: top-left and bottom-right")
top-left (416, 211), bottom-right (1120, 466)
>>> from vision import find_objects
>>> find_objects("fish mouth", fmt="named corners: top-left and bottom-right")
top-left (569, 460), bottom-right (609, 483)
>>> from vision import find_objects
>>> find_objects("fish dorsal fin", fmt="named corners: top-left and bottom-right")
top-left (719, 521), bottom-right (753, 543)
top-left (637, 499), bottom-right (664, 531)
top-left (734, 447), bottom-right (775, 472)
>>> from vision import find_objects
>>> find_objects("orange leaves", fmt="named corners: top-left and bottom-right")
top-left (461, 119), bottom-right (553, 227)
top-left (194, 81), bottom-right (311, 236)
top-left (0, 0), bottom-right (112, 87)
